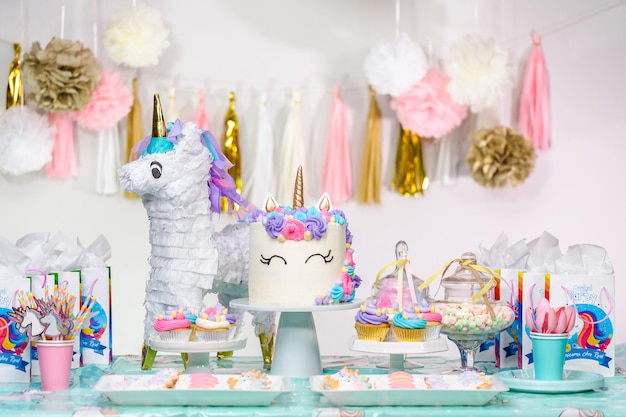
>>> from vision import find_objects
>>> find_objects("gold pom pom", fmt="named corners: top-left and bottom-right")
top-left (466, 126), bottom-right (536, 188)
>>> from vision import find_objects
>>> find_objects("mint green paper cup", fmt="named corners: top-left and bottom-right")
top-left (530, 332), bottom-right (568, 380)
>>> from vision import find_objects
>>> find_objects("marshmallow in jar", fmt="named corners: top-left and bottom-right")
top-left (431, 252), bottom-right (514, 341)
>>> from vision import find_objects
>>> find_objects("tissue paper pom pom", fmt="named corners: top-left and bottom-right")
top-left (0, 106), bottom-right (55, 176)
top-left (103, 4), bottom-right (170, 68)
top-left (364, 33), bottom-right (427, 97)
top-left (466, 126), bottom-right (536, 188)
top-left (22, 38), bottom-right (100, 112)
top-left (72, 68), bottom-right (133, 130)
top-left (443, 35), bottom-right (514, 113)
top-left (390, 69), bottom-right (468, 139)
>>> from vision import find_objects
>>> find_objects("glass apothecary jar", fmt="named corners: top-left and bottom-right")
top-left (431, 252), bottom-right (514, 371)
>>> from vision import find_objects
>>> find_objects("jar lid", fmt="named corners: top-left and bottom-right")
top-left (439, 252), bottom-right (494, 301)
top-left (372, 240), bottom-right (428, 304)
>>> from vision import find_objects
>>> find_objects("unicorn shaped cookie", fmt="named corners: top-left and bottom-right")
top-left (119, 94), bottom-right (273, 368)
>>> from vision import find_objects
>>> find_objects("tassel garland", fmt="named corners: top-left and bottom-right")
top-left (6, 43), bottom-right (23, 109)
top-left (124, 78), bottom-right (144, 199)
top-left (322, 87), bottom-right (352, 204)
top-left (277, 91), bottom-right (304, 204)
top-left (46, 113), bottom-right (76, 179)
top-left (392, 127), bottom-right (429, 197)
top-left (243, 93), bottom-right (275, 207)
top-left (193, 89), bottom-right (210, 131)
top-left (220, 92), bottom-right (242, 213)
top-left (357, 86), bottom-right (382, 204)
top-left (518, 33), bottom-right (550, 150)
top-left (166, 87), bottom-right (180, 123)
top-left (96, 126), bottom-right (121, 195)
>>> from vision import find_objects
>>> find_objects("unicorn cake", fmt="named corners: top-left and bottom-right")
top-left (245, 167), bottom-right (360, 306)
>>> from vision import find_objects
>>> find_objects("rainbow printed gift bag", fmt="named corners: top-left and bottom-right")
top-left (79, 267), bottom-right (112, 365)
top-left (546, 273), bottom-right (615, 377)
top-left (0, 277), bottom-right (31, 382)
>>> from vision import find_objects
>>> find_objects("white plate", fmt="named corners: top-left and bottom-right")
top-left (230, 298), bottom-right (362, 312)
top-left (95, 374), bottom-right (291, 406)
top-left (349, 336), bottom-right (449, 354)
top-left (149, 337), bottom-right (246, 353)
top-left (310, 374), bottom-right (508, 406)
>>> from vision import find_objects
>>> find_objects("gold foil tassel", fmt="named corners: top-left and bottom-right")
top-left (357, 86), bottom-right (382, 204)
top-left (220, 92), bottom-right (242, 212)
top-left (124, 78), bottom-right (144, 199)
top-left (6, 43), bottom-right (24, 109)
top-left (293, 165), bottom-right (304, 208)
top-left (392, 127), bottom-right (429, 196)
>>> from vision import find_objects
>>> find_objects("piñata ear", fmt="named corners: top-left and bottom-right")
top-left (264, 195), bottom-right (278, 212)
top-left (317, 192), bottom-right (333, 212)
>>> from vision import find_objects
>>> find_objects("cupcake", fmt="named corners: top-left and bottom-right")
top-left (153, 306), bottom-right (193, 342)
top-left (416, 298), bottom-right (443, 341)
top-left (354, 299), bottom-right (390, 342)
top-left (391, 305), bottom-right (427, 342)
top-left (194, 303), bottom-right (233, 342)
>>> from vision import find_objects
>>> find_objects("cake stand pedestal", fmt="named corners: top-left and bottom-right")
top-left (230, 298), bottom-right (360, 378)
top-left (149, 337), bottom-right (247, 373)
top-left (349, 336), bottom-right (448, 372)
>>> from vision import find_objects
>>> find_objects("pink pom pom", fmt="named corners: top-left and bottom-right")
top-left (72, 67), bottom-right (133, 131)
top-left (390, 69), bottom-right (468, 139)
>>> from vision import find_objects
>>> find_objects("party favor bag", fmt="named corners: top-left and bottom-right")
top-left (545, 244), bottom-right (615, 376)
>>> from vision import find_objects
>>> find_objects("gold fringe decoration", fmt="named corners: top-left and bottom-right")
top-left (6, 43), bottom-right (23, 109)
top-left (220, 91), bottom-right (242, 212)
top-left (392, 127), bottom-right (429, 197)
top-left (467, 125), bottom-right (536, 188)
top-left (124, 77), bottom-right (144, 199)
top-left (293, 165), bottom-right (304, 208)
top-left (357, 86), bottom-right (381, 203)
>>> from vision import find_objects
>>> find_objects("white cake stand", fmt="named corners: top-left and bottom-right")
top-left (230, 298), bottom-right (360, 378)
top-left (149, 337), bottom-right (247, 373)
top-left (349, 336), bottom-right (448, 372)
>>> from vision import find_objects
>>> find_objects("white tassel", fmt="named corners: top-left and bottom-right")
top-left (433, 134), bottom-right (457, 186)
top-left (243, 93), bottom-right (276, 207)
top-left (166, 86), bottom-right (180, 123)
top-left (277, 91), bottom-right (303, 205)
top-left (96, 126), bottom-right (121, 195)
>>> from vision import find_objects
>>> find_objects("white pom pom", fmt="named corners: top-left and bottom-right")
top-left (0, 106), bottom-right (55, 176)
top-left (364, 33), bottom-right (428, 97)
top-left (103, 4), bottom-right (170, 68)
top-left (443, 34), bottom-right (515, 113)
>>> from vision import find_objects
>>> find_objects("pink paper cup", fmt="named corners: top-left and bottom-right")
top-left (37, 339), bottom-right (74, 391)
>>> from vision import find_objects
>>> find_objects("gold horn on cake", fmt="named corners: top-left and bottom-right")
top-left (293, 165), bottom-right (304, 208)
top-left (152, 93), bottom-right (167, 138)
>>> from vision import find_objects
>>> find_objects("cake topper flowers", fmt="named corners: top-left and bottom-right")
top-left (526, 297), bottom-right (576, 334)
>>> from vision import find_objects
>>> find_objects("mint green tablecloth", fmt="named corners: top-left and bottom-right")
top-left (1, 345), bottom-right (625, 417)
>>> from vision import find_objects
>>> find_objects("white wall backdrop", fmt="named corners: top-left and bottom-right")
top-left (0, 0), bottom-right (624, 359)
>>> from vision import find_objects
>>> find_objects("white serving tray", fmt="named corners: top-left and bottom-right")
top-left (95, 374), bottom-right (291, 406)
top-left (310, 374), bottom-right (508, 407)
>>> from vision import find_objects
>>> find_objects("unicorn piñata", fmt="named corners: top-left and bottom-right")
top-left (119, 94), bottom-right (274, 369)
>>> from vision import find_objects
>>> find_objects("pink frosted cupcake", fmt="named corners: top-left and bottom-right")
top-left (153, 306), bottom-right (193, 342)
top-left (415, 298), bottom-right (443, 341)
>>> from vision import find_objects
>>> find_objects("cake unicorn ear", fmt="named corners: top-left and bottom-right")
top-left (318, 192), bottom-right (333, 212)
top-left (264, 195), bottom-right (278, 212)
top-left (293, 165), bottom-right (304, 208)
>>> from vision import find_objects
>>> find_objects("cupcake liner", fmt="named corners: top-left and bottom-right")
top-left (158, 328), bottom-right (192, 342)
top-left (424, 323), bottom-right (442, 341)
top-left (355, 322), bottom-right (391, 342)
top-left (194, 327), bottom-right (230, 342)
top-left (391, 326), bottom-right (426, 342)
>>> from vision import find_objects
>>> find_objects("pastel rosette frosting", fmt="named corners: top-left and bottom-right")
top-left (392, 306), bottom-right (427, 329)
top-left (153, 306), bottom-right (192, 331)
top-left (355, 299), bottom-right (389, 325)
top-left (526, 297), bottom-right (576, 334)
top-left (281, 218), bottom-right (307, 241)
top-left (416, 298), bottom-right (443, 323)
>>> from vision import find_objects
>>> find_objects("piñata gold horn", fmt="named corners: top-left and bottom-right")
top-left (152, 93), bottom-right (166, 138)
top-left (293, 166), bottom-right (304, 208)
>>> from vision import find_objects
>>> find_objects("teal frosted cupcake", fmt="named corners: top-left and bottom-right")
top-left (391, 305), bottom-right (427, 342)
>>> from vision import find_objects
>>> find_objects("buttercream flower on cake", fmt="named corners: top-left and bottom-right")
top-left (278, 218), bottom-right (308, 242)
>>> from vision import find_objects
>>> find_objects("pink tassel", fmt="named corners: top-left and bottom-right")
top-left (518, 32), bottom-right (550, 150)
top-left (322, 86), bottom-right (352, 203)
top-left (193, 89), bottom-right (210, 131)
top-left (46, 113), bottom-right (76, 178)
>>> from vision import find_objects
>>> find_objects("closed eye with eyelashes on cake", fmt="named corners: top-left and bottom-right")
top-left (305, 250), bottom-right (334, 264)
top-left (260, 254), bottom-right (287, 265)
